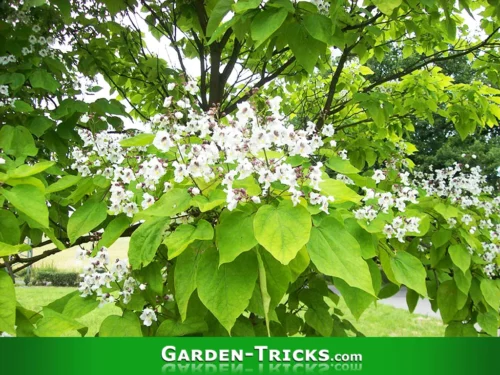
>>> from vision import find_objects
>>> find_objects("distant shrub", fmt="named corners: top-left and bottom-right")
top-left (32, 269), bottom-right (80, 287)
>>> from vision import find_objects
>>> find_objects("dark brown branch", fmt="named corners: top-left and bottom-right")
top-left (222, 56), bottom-right (296, 115)
top-left (140, 0), bottom-right (189, 82)
top-left (1, 224), bottom-right (141, 273)
top-left (341, 12), bottom-right (383, 31)
top-left (363, 28), bottom-right (500, 93)
top-left (316, 45), bottom-right (354, 130)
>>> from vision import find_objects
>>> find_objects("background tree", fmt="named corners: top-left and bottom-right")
top-left (367, 47), bottom-right (500, 186)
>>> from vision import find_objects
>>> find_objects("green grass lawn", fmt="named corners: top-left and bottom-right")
top-left (15, 286), bottom-right (445, 337)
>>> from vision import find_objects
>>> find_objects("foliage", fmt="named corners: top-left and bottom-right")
top-left (1, 0), bottom-right (500, 338)
top-left (367, 48), bottom-right (500, 186)
top-left (14, 286), bottom-right (446, 337)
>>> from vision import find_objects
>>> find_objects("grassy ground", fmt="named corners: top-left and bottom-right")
top-left (336, 299), bottom-right (445, 337)
top-left (15, 286), bottom-right (445, 337)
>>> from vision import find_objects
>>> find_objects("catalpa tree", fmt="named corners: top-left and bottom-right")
top-left (1, 0), bottom-right (500, 337)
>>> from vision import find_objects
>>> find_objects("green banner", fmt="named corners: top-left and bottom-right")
top-left (1, 338), bottom-right (499, 374)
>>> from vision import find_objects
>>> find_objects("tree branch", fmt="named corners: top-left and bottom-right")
top-left (222, 56), bottom-right (296, 115)
top-left (316, 45), bottom-right (354, 130)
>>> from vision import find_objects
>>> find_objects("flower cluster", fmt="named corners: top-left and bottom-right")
top-left (76, 246), bottom-right (167, 326)
top-left (70, 93), bottom-right (343, 216)
top-left (77, 246), bottom-right (135, 307)
top-left (481, 242), bottom-right (500, 278)
top-left (414, 164), bottom-right (495, 210)
top-left (311, 0), bottom-right (330, 15)
top-left (383, 216), bottom-right (421, 243)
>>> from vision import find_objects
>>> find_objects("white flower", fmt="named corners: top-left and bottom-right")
top-left (185, 80), bottom-right (198, 95)
top-left (167, 82), bottom-right (176, 91)
top-left (267, 96), bottom-right (282, 114)
top-left (174, 111), bottom-right (184, 119)
top-left (164, 182), bottom-right (172, 192)
top-left (98, 293), bottom-right (115, 308)
top-left (163, 96), bottom-right (173, 108)
top-left (383, 224), bottom-right (394, 238)
top-left (140, 308), bottom-right (157, 327)
top-left (141, 193), bottom-right (155, 210)
top-left (191, 187), bottom-right (200, 196)
top-left (372, 169), bottom-right (386, 184)
top-left (321, 124), bottom-right (335, 137)
top-left (139, 283), bottom-right (147, 291)
top-left (251, 196), bottom-right (261, 204)
top-left (461, 214), bottom-right (473, 226)
top-left (0, 157), bottom-right (5, 165)
top-left (123, 202), bottom-right (139, 217)
top-left (153, 131), bottom-right (174, 151)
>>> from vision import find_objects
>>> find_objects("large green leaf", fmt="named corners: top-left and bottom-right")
top-left (62, 294), bottom-right (99, 319)
top-left (232, 0), bottom-right (260, 13)
top-left (136, 188), bottom-right (191, 219)
top-left (437, 280), bottom-right (467, 323)
top-left (29, 69), bottom-right (60, 93)
top-left (307, 217), bottom-right (375, 295)
top-left (251, 8), bottom-right (288, 46)
top-left (7, 161), bottom-right (54, 179)
top-left (99, 312), bottom-right (143, 337)
top-left (206, 0), bottom-right (234, 36)
top-left (157, 317), bottom-right (208, 337)
top-left (0, 125), bottom-right (38, 158)
top-left (46, 175), bottom-right (81, 193)
top-left (372, 0), bottom-right (402, 15)
top-left (0, 209), bottom-right (20, 245)
top-left (1, 185), bottom-right (49, 228)
top-left (96, 215), bottom-right (131, 250)
top-left (448, 244), bottom-right (471, 274)
top-left (196, 247), bottom-right (258, 332)
top-left (300, 290), bottom-right (332, 337)
top-left (318, 179), bottom-right (362, 204)
top-left (128, 217), bottom-right (170, 269)
top-left (0, 271), bottom-right (16, 335)
top-left (216, 209), bottom-right (258, 265)
top-left (254, 200), bottom-right (311, 264)
top-left (259, 249), bottom-right (292, 310)
top-left (67, 199), bottom-right (108, 243)
top-left (119, 134), bottom-right (154, 147)
top-left (334, 277), bottom-right (376, 320)
top-left (164, 219), bottom-right (213, 259)
top-left (344, 218), bottom-right (377, 259)
top-left (390, 251), bottom-right (428, 297)
top-left (454, 266), bottom-right (472, 295)
top-left (174, 242), bottom-right (207, 321)
top-left (480, 278), bottom-right (500, 311)
top-left (302, 13), bottom-right (332, 44)
top-left (34, 308), bottom-right (86, 337)
top-left (287, 23), bottom-right (325, 74)
top-left (326, 156), bottom-right (360, 174)
top-left (0, 242), bottom-right (31, 257)
top-left (256, 250), bottom-right (272, 335)
top-left (477, 309), bottom-right (499, 337)
top-left (191, 189), bottom-right (226, 212)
